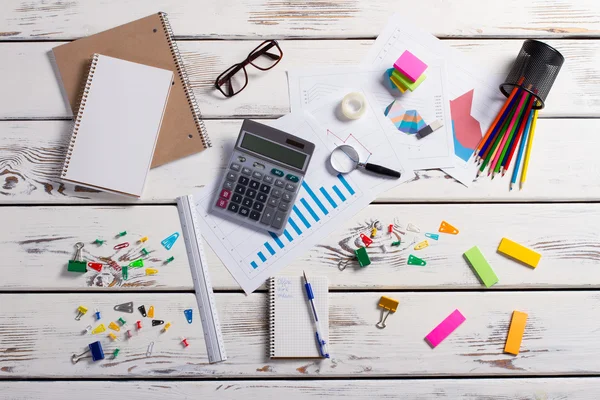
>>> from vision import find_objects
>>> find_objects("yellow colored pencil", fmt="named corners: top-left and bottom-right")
top-left (520, 109), bottom-right (539, 190)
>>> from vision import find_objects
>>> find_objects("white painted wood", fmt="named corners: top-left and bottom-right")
top-left (0, 119), bottom-right (597, 203)
top-left (3, 379), bottom-right (600, 399)
top-left (0, 40), bottom-right (595, 119)
top-left (2, 203), bottom-right (600, 291)
top-left (1, 0), bottom-right (599, 40)
top-left (1, 292), bottom-right (600, 377)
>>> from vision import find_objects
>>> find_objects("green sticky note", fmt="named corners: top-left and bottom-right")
top-left (464, 246), bottom-right (498, 288)
top-left (391, 69), bottom-right (427, 91)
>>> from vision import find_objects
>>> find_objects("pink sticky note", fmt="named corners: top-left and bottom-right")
top-left (425, 309), bottom-right (466, 348)
top-left (393, 51), bottom-right (427, 83)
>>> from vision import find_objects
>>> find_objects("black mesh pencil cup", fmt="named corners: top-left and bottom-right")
top-left (499, 40), bottom-right (564, 109)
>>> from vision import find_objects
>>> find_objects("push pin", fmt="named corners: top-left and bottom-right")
top-left (388, 224), bottom-right (394, 234)
top-left (94, 308), bottom-right (101, 321)
top-left (138, 236), bottom-right (148, 244)
top-left (181, 337), bottom-right (189, 348)
top-left (117, 317), bottom-right (126, 326)
top-left (112, 348), bottom-right (120, 359)
top-left (136, 320), bottom-right (143, 330)
top-left (93, 239), bottom-right (106, 246)
top-left (360, 233), bottom-right (373, 247)
top-left (68, 242), bottom-right (87, 273)
top-left (116, 231), bottom-right (127, 238)
top-left (108, 332), bottom-right (119, 341)
top-left (162, 322), bottom-right (172, 333)
top-left (126, 330), bottom-right (133, 339)
top-left (129, 258), bottom-right (144, 268)
top-left (145, 268), bottom-right (158, 276)
top-left (376, 296), bottom-right (399, 329)
top-left (75, 305), bottom-right (88, 321)
top-left (141, 248), bottom-right (149, 256)
top-left (164, 256), bottom-right (175, 265)
top-left (82, 325), bottom-right (92, 334)
top-left (391, 240), bottom-right (401, 247)
top-left (72, 341), bottom-right (104, 364)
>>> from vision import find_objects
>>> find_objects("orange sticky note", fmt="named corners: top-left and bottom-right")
top-left (439, 221), bottom-right (459, 234)
top-left (504, 310), bottom-right (528, 355)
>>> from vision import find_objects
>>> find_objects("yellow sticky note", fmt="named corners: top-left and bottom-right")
top-left (389, 75), bottom-right (408, 93)
top-left (504, 310), bottom-right (528, 355)
top-left (497, 238), bottom-right (541, 268)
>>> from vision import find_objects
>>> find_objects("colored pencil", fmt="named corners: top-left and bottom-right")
top-left (477, 94), bottom-right (519, 161)
top-left (494, 96), bottom-right (529, 176)
top-left (474, 77), bottom-right (525, 155)
top-left (510, 111), bottom-right (534, 190)
top-left (489, 91), bottom-right (528, 175)
top-left (478, 101), bottom-right (519, 175)
top-left (502, 95), bottom-right (535, 176)
top-left (520, 109), bottom-right (539, 190)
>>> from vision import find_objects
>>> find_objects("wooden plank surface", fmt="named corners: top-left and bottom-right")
top-left (1, 0), bottom-right (599, 40)
top-left (3, 379), bottom-right (600, 399)
top-left (1, 292), bottom-right (600, 378)
top-left (0, 39), bottom-right (596, 119)
top-left (0, 119), bottom-right (597, 204)
top-left (2, 203), bottom-right (599, 291)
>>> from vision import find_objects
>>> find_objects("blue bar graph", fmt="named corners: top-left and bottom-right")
top-left (288, 217), bottom-right (302, 235)
top-left (264, 242), bottom-right (275, 255)
top-left (332, 185), bottom-right (346, 202)
top-left (302, 182), bottom-right (328, 216)
top-left (258, 252), bottom-right (267, 262)
top-left (269, 232), bottom-right (284, 249)
top-left (251, 261), bottom-right (258, 269)
top-left (283, 229), bottom-right (293, 242)
top-left (337, 174), bottom-right (355, 195)
top-left (319, 187), bottom-right (337, 208)
top-left (300, 198), bottom-right (320, 222)
top-left (293, 205), bottom-right (311, 228)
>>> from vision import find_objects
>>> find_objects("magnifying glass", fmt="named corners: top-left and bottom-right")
top-left (329, 144), bottom-right (401, 178)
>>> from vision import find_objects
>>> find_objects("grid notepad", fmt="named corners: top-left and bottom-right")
top-left (269, 276), bottom-right (329, 358)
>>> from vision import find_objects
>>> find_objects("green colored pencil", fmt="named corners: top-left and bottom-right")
top-left (478, 104), bottom-right (517, 176)
top-left (494, 94), bottom-right (530, 176)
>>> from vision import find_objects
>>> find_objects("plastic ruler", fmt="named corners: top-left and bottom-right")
top-left (177, 195), bottom-right (227, 363)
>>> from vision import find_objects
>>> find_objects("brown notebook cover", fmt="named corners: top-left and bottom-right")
top-left (53, 12), bottom-right (210, 168)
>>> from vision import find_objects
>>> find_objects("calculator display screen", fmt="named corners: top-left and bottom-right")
top-left (240, 132), bottom-right (307, 169)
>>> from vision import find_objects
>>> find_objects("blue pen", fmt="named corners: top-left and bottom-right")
top-left (302, 271), bottom-right (330, 358)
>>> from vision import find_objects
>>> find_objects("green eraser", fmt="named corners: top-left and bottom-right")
top-left (464, 246), bottom-right (498, 288)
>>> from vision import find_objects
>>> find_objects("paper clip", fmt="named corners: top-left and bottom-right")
top-left (75, 305), bottom-right (88, 321)
top-left (114, 301), bottom-right (134, 313)
top-left (425, 233), bottom-right (439, 240)
top-left (129, 258), bottom-right (144, 268)
top-left (141, 248), bottom-right (149, 256)
top-left (116, 231), bottom-right (127, 238)
top-left (114, 242), bottom-right (130, 250)
top-left (181, 337), bottom-right (190, 348)
top-left (68, 242), bottom-right (87, 273)
top-left (407, 223), bottom-right (420, 233)
top-left (354, 247), bottom-right (371, 267)
top-left (338, 259), bottom-right (351, 271)
top-left (138, 236), bottom-right (148, 244)
top-left (136, 320), bottom-right (143, 330)
top-left (72, 341), bottom-right (104, 364)
top-left (109, 321), bottom-right (120, 332)
top-left (370, 227), bottom-right (377, 238)
top-left (148, 305), bottom-right (155, 318)
top-left (391, 241), bottom-right (401, 247)
top-left (146, 341), bottom-right (154, 357)
top-left (184, 309), bottom-right (193, 324)
top-left (108, 332), bottom-right (119, 341)
top-left (94, 308), bottom-right (101, 321)
top-left (138, 305), bottom-right (147, 317)
top-left (112, 348), bottom-right (120, 359)
top-left (161, 232), bottom-right (180, 250)
top-left (82, 325), bottom-right (92, 334)
top-left (407, 254), bottom-right (427, 266)
top-left (145, 268), bottom-right (158, 276)
top-left (93, 239), bottom-right (105, 246)
top-left (91, 324), bottom-right (106, 334)
top-left (162, 322), bottom-right (172, 333)
top-left (360, 233), bottom-right (373, 247)
top-left (439, 221), bottom-right (459, 235)
top-left (152, 320), bottom-right (164, 326)
top-left (376, 296), bottom-right (399, 329)
top-left (87, 262), bottom-right (103, 272)
top-left (388, 224), bottom-right (394, 234)
top-left (414, 240), bottom-right (429, 250)
top-left (164, 256), bottom-right (175, 265)
top-left (122, 265), bottom-right (129, 281)
top-left (117, 317), bottom-right (126, 326)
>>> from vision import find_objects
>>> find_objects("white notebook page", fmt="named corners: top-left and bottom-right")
top-left (62, 54), bottom-right (172, 197)
top-left (271, 276), bottom-right (329, 358)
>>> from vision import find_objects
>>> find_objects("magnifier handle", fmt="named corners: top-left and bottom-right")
top-left (364, 163), bottom-right (401, 178)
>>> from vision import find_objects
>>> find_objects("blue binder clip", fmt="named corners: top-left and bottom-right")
top-left (72, 341), bottom-right (105, 364)
top-left (184, 309), bottom-right (193, 324)
top-left (161, 232), bottom-right (180, 250)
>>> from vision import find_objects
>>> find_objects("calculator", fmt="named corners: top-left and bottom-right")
top-left (212, 119), bottom-right (315, 235)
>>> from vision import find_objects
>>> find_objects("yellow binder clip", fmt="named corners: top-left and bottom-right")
top-left (75, 305), bottom-right (88, 321)
top-left (376, 296), bottom-right (399, 329)
top-left (414, 240), bottom-right (429, 250)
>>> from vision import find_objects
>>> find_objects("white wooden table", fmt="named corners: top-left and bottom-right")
top-left (1, 1), bottom-right (600, 398)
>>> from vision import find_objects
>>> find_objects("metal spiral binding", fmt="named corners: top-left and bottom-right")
top-left (158, 12), bottom-right (211, 148)
top-left (62, 53), bottom-right (99, 177)
top-left (269, 277), bottom-right (276, 357)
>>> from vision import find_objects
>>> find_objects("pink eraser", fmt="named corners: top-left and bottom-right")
top-left (393, 51), bottom-right (427, 83)
top-left (425, 309), bottom-right (466, 348)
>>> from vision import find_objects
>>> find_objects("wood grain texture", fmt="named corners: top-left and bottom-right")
top-left (3, 379), bottom-right (600, 399)
top-left (0, 119), bottom-right (597, 204)
top-left (2, 292), bottom-right (600, 378)
top-left (2, 203), bottom-right (600, 291)
top-left (1, 0), bottom-right (599, 40)
top-left (0, 40), bottom-right (596, 119)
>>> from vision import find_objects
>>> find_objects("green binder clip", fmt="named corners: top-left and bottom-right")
top-left (68, 242), bottom-right (87, 273)
top-left (355, 247), bottom-right (371, 268)
top-left (129, 258), bottom-right (144, 268)
top-left (407, 254), bottom-right (426, 266)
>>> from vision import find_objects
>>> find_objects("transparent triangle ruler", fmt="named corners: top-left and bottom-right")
top-left (177, 195), bottom-right (227, 363)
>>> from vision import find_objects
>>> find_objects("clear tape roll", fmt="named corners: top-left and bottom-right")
top-left (341, 92), bottom-right (367, 120)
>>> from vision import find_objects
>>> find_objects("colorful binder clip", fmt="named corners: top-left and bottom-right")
top-left (439, 221), bottom-right (459, 235)
top-left (355, 247), bottom-right (371, 267)
top-left (116, 231), bottom-right (127, 238)
top-left (161, 232), bottom-right (180, 250)
top-left (376, 296), bottom-right (399, 329)
top-left (407, 254), bottom-right (427, 266)
top-left (68, 242), bottom-right (87, 273)
top-left (407, 223), bottom-right (420, 233)
top-left (91, 324), bottom-right (106, 334)
top-left (391, 241), bottom-right (401, 247)
top-left (117, 317), bottom-right (126, 326)
top-left (112, 348), bottom-right (120, 359)
top-left (164, 256), bottom-right (175, 265)
top-left (414, 240), bottom-right (429, 250)
top-left (388, 224), bottom-right (394, 233)
top-left (114, 302), bottom-right (134, 313)
top-left (122, 266), bottom-right (129, 281)
top-left (109, 321), bottom-right (121, 332)
top-left (93, 239), bottom-right (105, 246)
top-left (181, 337), bottom-right (190, 348)
top-left (136, 320), bottom-right (143, 330)
top-left (141, 248), bottom-right (149, 256)
top-left (72, 341), bottom-right (104, 364)
top-left (184, 309), bottom-right (193, 324)
top-left (114, 242), bottom-right (130, 250)
top-left (138, 236), bottom-right (148, 244)
top-left (148, 305), bottom-right (155, 318)
top-left (145, 268), bottom-right (158, 276)
top-left (108, 332), bottom-right (119, 341)
top-left (359, 233), bottom-right (373, 247)
top-left (370, 227), bottom-right (377, 238)
top-left (129, 259), bottom-right (144, 268)
top-left (94, 308), bottom-right (101, 321)
top-left (425, 233), bottom-right (439, 240)
top-left (162, 322), bottom-right (172, 333)
top-left (138, 305), bottom-right (147, 317)
top-left (87, 262), bottom-right (103, 272)
top-left (152, 320), bottom-right (164, 326)
top-left (75, 305), bottom-right (88, 321)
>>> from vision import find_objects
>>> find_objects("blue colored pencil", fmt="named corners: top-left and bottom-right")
top-left (477, 93), bottom-right (519, 161)
top-left (510, 111), bottom-right (534, 190)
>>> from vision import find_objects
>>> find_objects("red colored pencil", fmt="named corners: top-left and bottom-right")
top-left (501, 96), bottom-right (535, 176)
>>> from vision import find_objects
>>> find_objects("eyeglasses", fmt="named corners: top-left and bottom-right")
top-left (214, 40), bottom-right (283, 97)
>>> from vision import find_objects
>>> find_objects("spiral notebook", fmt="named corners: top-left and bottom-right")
top-left (52, 12), bottom-right (210, 168)
top-left (61, 54), bottom-right (173, 197)
top-left (269, 276), bottom-right (329, 359)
